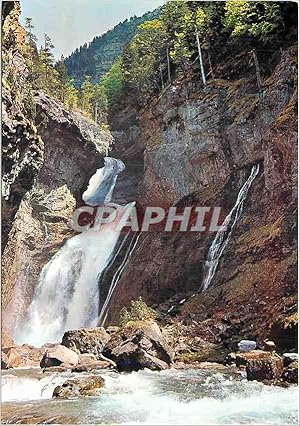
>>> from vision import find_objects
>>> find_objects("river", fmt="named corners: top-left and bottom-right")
top-left (2, 367), bottom-right (298, 424)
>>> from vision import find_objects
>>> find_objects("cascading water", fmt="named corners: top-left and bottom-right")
top-left (15, 157), bottom-right (125, 347)
top-left (201, 164), bottom-right (260, 292)
top-left (98, 232), bottom-right (141, 326)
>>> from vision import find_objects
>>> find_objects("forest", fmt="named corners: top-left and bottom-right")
top-left (16, 1), bottom-right (297, 122)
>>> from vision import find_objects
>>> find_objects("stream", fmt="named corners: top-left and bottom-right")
top-left (2, 367), bottom-right (298, 424)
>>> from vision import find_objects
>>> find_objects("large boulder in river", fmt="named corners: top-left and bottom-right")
top-left (103, 320), bottom-right (173, 371)
top-left (235, 350), bottom-right (273, 367)
top-left (40, 344), bottom-right (79, 368)
top-left (2, 344), bottom-right (44, 368)
top-left (62, 328), bottom-right (111, 359)
top-left (53, 375), bottom-right (105, 399)
top-left (246, 354), bottom-right (283, 381)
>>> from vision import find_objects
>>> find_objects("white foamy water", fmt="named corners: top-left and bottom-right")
top-left (2, 369), bottom-right (298, 424)
top-left (2, 372), bottom-right (71, 402)
top-left (14, 157), bottom-right (125, 346)
top-left (202, 164), bottom-right (260, 291)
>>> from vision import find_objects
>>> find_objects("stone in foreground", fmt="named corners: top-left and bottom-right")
top-left (62, 328), bottom-right (111, 359)
top-left (40, 344), bottom-right (79, 368)
top-left (246, 355), bottom-right (283, 381)
top-left (104, 320), bottom-right (173, 372)
top-left (53, 376), bottom-right (105, 398)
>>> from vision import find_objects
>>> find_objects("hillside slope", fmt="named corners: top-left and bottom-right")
top-left (64, 9), bottom-right (160, 87)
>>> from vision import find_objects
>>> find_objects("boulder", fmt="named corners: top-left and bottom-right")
top-left (78, 353), bottom-right (97, 364)
top-left (224, 352), bottom-right (237, 365)
top-left (40, 344), bottom-right (79, 368)
top-left (53, 376), bottom-right (105, 398)
top-left (1, 351), bottom-right (9, 369)
top-left (42, 364), bottom-right (73, 373)
top-left (235, 350), bottom-right (272, 367)
top-left (263, 340), bottom-right (276, 352)
top-left (283, 353), bottom-right (298, 367)
top-left (104, 320), bottom-right (173, 372)
top-left (246, 354), bottom-right (283, 381)
top-left (106, 326), bottom-right (120, 335)
top-left (281, 361), bottom-right (298, 383)
top-left (62, 328), bottom-right (110, 359)
top-left (2, 345), bottom-right (43, 368)
top-left (238, 340), bottom-right (256, 352)
top-left (72, 361), bottom-right (111, 372)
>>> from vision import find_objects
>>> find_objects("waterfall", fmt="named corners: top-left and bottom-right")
top-left (202, 164), bottom-right (260, 292)
top-left (98, 232), bottom-right (141, 326)
top-left (15, 157), bottom-right (125, 347)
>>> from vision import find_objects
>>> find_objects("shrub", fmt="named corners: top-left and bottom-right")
top-left (119, 297), bottom-right (157, 327)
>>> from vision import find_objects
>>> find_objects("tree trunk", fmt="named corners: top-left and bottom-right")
top-left (166, 46), bottom-right (171, 84)
top-left (195, 30), bottom-right (206, 86)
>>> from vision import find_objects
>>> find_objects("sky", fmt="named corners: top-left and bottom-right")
top-left (20, 0), bottom-right (165, 60)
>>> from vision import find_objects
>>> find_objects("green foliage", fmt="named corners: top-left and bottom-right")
top-left (119, 297), bottom-right (157, 327)
top-left (224, 1), bottom-right (282, 42)
top-left (100, 58), bottom-right (124, 109)
top-left (64, 9), bottom-right (161, 87)
top-left (123, 19), bottom-right (168, 99)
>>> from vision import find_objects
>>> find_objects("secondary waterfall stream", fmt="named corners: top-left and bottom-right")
top-left (15, 157), bottom-right (125, 347)
top-left (202, 164), bottom-right (260, 291)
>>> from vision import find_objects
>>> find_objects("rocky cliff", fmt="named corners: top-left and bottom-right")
top-left (2, 3), bottom-right (112, 340)
top-left (105, 46), bottom-right (297, 348)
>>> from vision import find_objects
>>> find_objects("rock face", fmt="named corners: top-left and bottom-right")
top-left (40, 344), bottom-right (79, 368)
top-left (62, 328), bottom-right (111, 358)
top-left (104, 320), bottom-right (173, 371)
top-left (53, 376), bottom-right (105, 398)
top-left (104, 46), bottom-right (297, 347)
top-left (2, 4), bottom-right (112, 342)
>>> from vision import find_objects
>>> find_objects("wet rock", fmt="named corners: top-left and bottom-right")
top-left (224, 352), bottom-right (237, 365)
top-left (263, 340), bottom-right (276, 352)
top-left (53, 375), bottom-right (105, 399)
top-left (283, 353), bottom-right (298, 367)
top-left (104, 320), bottom-right (173, 372)
top-left (40, 344), bottom-right (79, 368)
top-left (1, 352), bottom-right (9, 369)
top-left (42, 364), bottom-right (73, 373)
top-left (106, 326), bottom-right (120, 335)
top-left (2, 344), bottom-right (43, 368)
top-left (246, 354), bottom-right (283, 381)
top-left (235, 350), bottom-right (272, 367)
top-left (78, 353), bottom-right (97, 364)
top-left (238, 340), bottom-right (257, 352)
top-left (72, 361), bottom-right (111, 372)
top-left (281, 361), bottom-right (298, 383)
top-left (62, 328), bottom-right (111, 359)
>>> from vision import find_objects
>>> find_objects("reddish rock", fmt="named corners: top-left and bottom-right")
top-left (2, 344), bottom-right (44, 368)
top-left (40, 344), bottom-right (79, 368)
top-left (246, 355), bottom-right (283, 381)
top-left (53, 376), bottom-right (105, 399)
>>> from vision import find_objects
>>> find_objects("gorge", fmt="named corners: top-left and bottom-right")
top-left (1, 1), bottom-right (298, 424)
